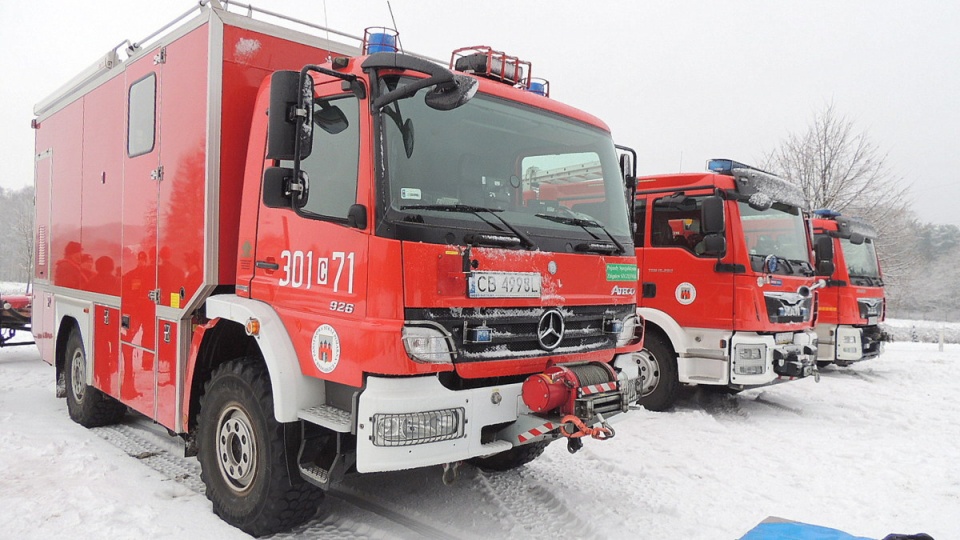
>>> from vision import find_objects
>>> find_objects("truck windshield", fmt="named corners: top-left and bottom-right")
top-left (378, 77), bottom-right (631, 252)
top-left (840, 237), bottom-right (881, 280)
top-left (738, 201), bottom-right (813, 275)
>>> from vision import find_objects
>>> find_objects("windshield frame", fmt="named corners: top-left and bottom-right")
top-left (369, 74), bottom-right (633, 254)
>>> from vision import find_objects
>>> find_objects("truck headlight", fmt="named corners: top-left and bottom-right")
top-left (615, 314), bottom-right (642, 347)
top-left (402, 323), bottom-right (455, 363)
top-left (734, 345), bottom-right (766, 375)
top-left (372, 408), bottom-right (465, 446)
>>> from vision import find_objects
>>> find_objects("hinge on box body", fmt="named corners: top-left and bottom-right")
top-left (154, 47), bottom-right (166, 65)
top-left (151, 166), bottom-right (164, 181)
top-left (148, 289), bottom-right (162, 304)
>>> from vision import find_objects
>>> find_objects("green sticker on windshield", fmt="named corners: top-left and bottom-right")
top-left (606, 263), bottom-right (638, 282)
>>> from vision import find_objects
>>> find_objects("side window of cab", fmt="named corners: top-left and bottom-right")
top-left (281, 94), bottom-right (360, 221)
top-left (650, 195), bottom-right (711, 257)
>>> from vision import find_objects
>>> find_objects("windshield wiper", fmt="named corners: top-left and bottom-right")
top-left (787, 258), bottom-right (815, 277)
top-left (535, 213), bottom-right (625, 254)
top-left (401, 204), bottom-right (536, 250)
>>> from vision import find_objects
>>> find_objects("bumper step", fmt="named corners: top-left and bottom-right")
top-left (298, 405), bottom-right (353, 432)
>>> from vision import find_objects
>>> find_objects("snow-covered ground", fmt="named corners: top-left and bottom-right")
top-left (1, 333), bottom-right (955, 539)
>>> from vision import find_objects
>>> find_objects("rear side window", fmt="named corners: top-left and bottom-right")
top-left (128, 74), bottom-right (156, 157)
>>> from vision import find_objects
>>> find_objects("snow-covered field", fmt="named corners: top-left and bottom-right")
top-left (1, 333), bottom-right (955, 539)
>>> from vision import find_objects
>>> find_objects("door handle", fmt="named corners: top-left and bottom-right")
top-left (256, 260), bottom-right (280, 270)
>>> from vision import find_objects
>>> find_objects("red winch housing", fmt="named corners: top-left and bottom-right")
top-left (522, 362), bottom-right (620, 416)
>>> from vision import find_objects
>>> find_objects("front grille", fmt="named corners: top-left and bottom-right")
top-left (763, 292), bottom-right (814, 324)
top-left (857, 298), bottom-right (883, 319)
top-left (405, 304), bottom-right (635, 362)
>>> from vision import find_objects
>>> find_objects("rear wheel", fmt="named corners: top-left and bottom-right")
top-left (469, 440), bottom-right (551, 472)
top-left (197, 358), bottom-right (322, 536)
top-left (637, 333), bottom-right (680, 412)
top-left (64, 329), bottom-right (126, 427)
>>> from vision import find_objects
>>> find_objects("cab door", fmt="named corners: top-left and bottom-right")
top-left (249, 82), bottom-right (370, 388)
top-left (641, 191), bottom-right (735, 330)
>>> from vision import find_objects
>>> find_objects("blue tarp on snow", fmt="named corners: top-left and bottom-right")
top-left (741, 517), bottom-right (872, 540)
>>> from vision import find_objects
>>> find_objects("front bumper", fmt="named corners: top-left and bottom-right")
top-left (355, 353), bottom-right (638, 473)
top-left (729, 330), bottom-right (818, 386)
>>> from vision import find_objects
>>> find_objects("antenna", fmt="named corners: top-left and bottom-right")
top-left (679, 151), bottom-right (683, 172)
top-left (322, 0), bottom-right (330, 61)
top-left (387, 1), bottom-right (400, 41)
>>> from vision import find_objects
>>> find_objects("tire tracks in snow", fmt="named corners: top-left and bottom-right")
top-left (91, 420), bottom-right (482, 539)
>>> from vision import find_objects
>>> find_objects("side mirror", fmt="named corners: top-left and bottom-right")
top-left (700, 234), bottom-right (726, 257)
top-left (267, 71), bottom-right (313, 161)
top-left (619, 152), bottom-right (635, 187)
top-left (424, 73), bottom-right (478, 111)
top-left (263, 167), bottom-right (293, 208)
top-left (701, 195), bottom-right (725, 235)
top-left (348, 204), bottom-right (368, 229)
top-left (314, 103), bottom-right (349, 135)
top-left (815, 235), bottom-right (834, 262)
top-left (814, 235), bottom-right (835, 276)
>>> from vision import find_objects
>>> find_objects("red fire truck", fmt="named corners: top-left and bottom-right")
top-left (631, 159), bottom-right (834, 411)
top-left (811, 211), bottom-right (887, 366)
top-left (31, 2), bottom-right (643, 535)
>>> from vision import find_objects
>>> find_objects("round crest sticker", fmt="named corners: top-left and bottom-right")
top-left (311, 324), bottom-right (341, 374)
top-left (675, 282), bottom-right (697, 305)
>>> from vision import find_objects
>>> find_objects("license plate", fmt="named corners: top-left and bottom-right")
top-left (775, 332), bottom-right (794, 345)
top-left (867, 316), bottom-right (878, 325)
top-left (468, 271), bottom-right (541, 298)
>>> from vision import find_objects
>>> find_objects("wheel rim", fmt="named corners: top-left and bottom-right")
top-left (216, 404), bottom-right (257, 493)
top-left (70, 348), bottom-right (86, 401)
top-left (636, 350), bottom-right (660, 397)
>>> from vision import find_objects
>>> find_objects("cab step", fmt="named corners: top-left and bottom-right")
top-left (298, 404), bottom-right (353, 432)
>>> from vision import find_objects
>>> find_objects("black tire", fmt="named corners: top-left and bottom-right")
top-left (469, 440), bottom-right (551, 472)
top-left (197, 358), bottom-right (322, 537)
top-left (816, 360), bottom-right (833, 369)
top-left (64, 329), bottom-right (126, 427)
top-left (637, 333), bottom-right (680, 412)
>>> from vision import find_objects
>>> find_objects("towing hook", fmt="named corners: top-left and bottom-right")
top-left (441, 461), bottom-right (462, 485)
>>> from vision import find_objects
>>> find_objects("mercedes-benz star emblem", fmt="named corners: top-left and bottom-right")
top-left (537, 309), bottom-right (565, 350)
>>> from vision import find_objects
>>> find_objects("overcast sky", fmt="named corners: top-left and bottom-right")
top-left (2, 1), bottom-right (957, 225)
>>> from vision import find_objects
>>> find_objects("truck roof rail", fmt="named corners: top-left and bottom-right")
top-left (34, 0), bottom-right (445, 118)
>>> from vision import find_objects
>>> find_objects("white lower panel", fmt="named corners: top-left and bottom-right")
top-left (356, 375), bottom-right (524, 473)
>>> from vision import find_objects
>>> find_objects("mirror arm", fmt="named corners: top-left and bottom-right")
top-left (372, 73), bottom-right (452, 110)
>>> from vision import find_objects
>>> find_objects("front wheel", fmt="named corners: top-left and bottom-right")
top-left (636, 333), bottom-right (680, 412)
top-left (64, 329), bottom-right (126, 427)
top-left (197, 358), bottom-right (322, 536)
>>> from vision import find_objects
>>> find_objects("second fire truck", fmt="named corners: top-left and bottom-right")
top-left (631, 159), bottom-right (833, 410)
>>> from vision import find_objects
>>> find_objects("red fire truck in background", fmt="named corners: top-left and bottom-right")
top-left (630, 159), bottom-right (834, 411)
top-left (811, 210), bottom-right (888, 366)
top-left (31, 2), bottom-right (643, 534)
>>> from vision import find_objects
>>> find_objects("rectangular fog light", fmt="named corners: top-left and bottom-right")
top-left (372, 408), bottom-right (465, 447)
top-left (734, 345), bottom-right (766, 375)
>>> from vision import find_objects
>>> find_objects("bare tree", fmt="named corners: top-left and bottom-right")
top-left (764, 102), bottom-right (914, 284)
top-left (765, 102), bottom-right (910, 218)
